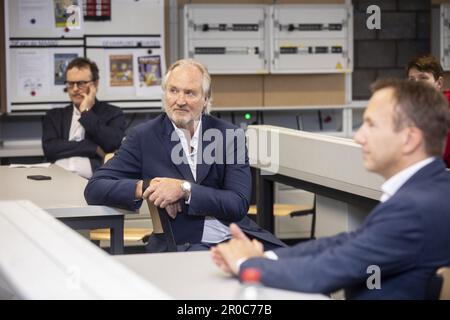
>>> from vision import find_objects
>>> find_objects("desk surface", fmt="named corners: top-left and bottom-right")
top-left (248, 125), bottom-right (383, 200)
top-left (0, 165), bottom-right (126, 254)
top-left (116, 251), bottom-right (328, 300)
top-left (0, 165), bottom-right (123, 217)
top-left (1, 165), bottom-right (93, 210)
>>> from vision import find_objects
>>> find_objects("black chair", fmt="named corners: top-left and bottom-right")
top-left (248, 196), bottom-right (316, 244)
top-left (289, 195), bottom-right (316, 240)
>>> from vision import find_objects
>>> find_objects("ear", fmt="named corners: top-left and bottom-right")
top-left (402, 126), bottom-right (424, 155)
top-left (436, 76), bottom-right (444, 91)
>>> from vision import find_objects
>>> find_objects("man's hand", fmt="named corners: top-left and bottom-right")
top-left (79, 83), bottom-right (96, 113)
top-left (143, 177), bottom-right (185, 209)
top-left (211, 223), bottom-right (264, 275)
top-left (138, 178), bottom-right (184, 219)
top-left (165, 202), bottom-right (182, 219)
top-left (136, 178), bottom-right (160, 200)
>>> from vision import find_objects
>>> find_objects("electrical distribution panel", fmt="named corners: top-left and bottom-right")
top-left (184, 5), bottom-right (270, 74)
top-left (184, 4), bottom-right (353, 75)
top-left (270, 5), bottom-right (353, 74)
top-left (439, 4), bottom-right (450, 71)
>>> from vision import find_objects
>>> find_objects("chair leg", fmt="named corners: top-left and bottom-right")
top-left (310, 196), bottom-right (317, 240)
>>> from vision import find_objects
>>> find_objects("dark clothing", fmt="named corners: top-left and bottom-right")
top-left (85, 114), bottom-right (286, 252)
top-left (241, 159), bottom-right (450, 299)
top-left (442, 90), bottom-right (450, 168)
top-left (42, 100), bottom-right (125, 172)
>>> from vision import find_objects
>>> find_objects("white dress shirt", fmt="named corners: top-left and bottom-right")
top-left (172, 119), bottom-right (232, 244)
top-left (55, 106), bottom-right (93, 179)
top-left (380, 157), bottom-right (435, 203)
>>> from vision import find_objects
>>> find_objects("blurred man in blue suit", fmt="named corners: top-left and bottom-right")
top-left (211, 79), bottom-right (450, 299)
top-left (84, 59), bottom-right (285, 253)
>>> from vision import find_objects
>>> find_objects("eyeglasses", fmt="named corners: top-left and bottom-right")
top-left (64, 80), bottom-right (93, 89)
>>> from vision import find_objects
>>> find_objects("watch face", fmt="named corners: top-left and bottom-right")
top-left (183, 181), bottom-right (191, 192)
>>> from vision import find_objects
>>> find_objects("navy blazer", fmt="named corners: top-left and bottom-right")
top-left (241, 159), bottom-right (450, 299)
top-left (42, 100), bottom-right (125, 172)
top-left (84, 114), bottom-right (285, 251)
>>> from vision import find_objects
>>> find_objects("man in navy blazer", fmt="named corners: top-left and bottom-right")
top-left (84, 59), bottom-right (285, 252)
top-left (211, 79), bottom-right (450, 299)
top-left (42, 58), bottom-right (125, 178)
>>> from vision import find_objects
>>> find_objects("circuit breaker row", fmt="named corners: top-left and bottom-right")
top-left (184, 4), bottom-right (353, 74)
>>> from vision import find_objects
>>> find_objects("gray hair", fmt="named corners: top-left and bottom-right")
top-left (162, 59), bottom-right (212, 114)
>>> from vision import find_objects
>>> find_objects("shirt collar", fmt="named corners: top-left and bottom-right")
top-left (380, 157), bottom-right (435, 202)
top-left (171, 116), bottom-right (202, 153)
top-left (72, 105), bottom-right (81, 117)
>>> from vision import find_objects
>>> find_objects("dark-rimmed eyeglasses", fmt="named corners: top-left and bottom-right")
top-left (64, 80), bottom-right (93, 89)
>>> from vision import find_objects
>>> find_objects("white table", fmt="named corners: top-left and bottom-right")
top-left (116, 251), bottom-right (328, 300)
top-left (0, 165), bottom-right (126, 254)
top-left (248, 125), bottom-right (383, 236)
top-left (0, 200), bottom-right (169, 299)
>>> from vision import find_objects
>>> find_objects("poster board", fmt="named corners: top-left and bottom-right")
top-left (3, 0), bottom-right (165, 114)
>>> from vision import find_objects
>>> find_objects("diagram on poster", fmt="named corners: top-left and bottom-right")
top-left (16, 50), bottom-right (51, 98)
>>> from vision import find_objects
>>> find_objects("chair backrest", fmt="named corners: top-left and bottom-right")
top-left (146, 200), bottom-right (177, 252)
top-left (103, 152), bottom-right (177, 252)
top-left (146, 200), bottom-right (163, 234)
top-left (437, 267), bottom-right (450, 300)
top-left (103, 152), bottom-right (115, 164)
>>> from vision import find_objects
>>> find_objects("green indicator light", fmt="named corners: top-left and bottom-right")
top-left (245, 113), bottom-right (252, 120)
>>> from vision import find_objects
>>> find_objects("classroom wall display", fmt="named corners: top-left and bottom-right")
top-left (3, 0), bottom-right (165, 114)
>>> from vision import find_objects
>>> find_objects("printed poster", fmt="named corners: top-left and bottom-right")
top-left (54, 0), bottom-right (82, 29)
top-left (54, 53), bottom-right (78, 85)
top-left (109, 54), bottom-right (134, 87)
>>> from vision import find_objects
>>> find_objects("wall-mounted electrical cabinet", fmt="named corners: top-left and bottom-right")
top-left (270, 5), bottom-right (353, 74)
top-left (437, 4), bottom-right (450, 71)
top-left (184, 4), bottom-right (270, 74)
top-left (184, 4), bottom-right (353, 75)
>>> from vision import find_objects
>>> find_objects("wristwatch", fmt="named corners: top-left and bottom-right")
top-left (180, 181), bottom-right (192, 199)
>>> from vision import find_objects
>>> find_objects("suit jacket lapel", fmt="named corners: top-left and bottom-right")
top-left (196, 115), bottom-right (213, 184)
top-left (159, 115), bottom-right (195, 181)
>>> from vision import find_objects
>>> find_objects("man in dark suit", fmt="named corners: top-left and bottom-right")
top-left (84, 59), bottom-right (285, 252)
top-left (42, 57), bottom-right (125, 179)
top-left (211, 79), bottom-right (450, 299)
